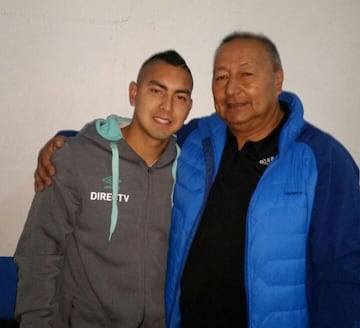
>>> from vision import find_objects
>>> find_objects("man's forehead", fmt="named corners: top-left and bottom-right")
top-left (147, 79), bottom-right (191, 93)
top-left (141, 62), bottom-right (192, 90)
top-left (214, 40), bottom-right (270, 68)
top-left (217, 39), bottom-right (267, 57)
top-left (141, 61), bottom-right (187, 78)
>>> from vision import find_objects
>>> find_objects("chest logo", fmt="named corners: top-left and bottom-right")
top-left (259, 156), bottom-right (275, 166)
top-left (89, 176), bottom-right (130, 202)
top-left (102, 176), bottom-right (121, 190)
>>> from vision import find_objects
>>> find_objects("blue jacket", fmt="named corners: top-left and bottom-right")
top-left (166, 91), bottom-right (360, 328)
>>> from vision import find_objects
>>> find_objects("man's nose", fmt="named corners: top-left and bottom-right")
top-left (160, 95), bottom-right (173, 111)
top-left (225, 76), bottom-right (241, 96)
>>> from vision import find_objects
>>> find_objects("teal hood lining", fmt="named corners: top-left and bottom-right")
top-left (171, 144), bottom-right (181, 206)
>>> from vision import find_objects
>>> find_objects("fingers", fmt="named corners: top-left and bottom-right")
top-left (34, 135), bottom-right (67, 192)
top-left (39, 142), bottom-right (56, 175)
top-left (34, 170), bottom-right (51, 192)
top-left (53, 135), bottom-right (67, 149)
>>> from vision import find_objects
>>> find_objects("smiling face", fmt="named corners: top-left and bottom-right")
top-left (128, 60), bottom-right (193, 144)
top-left (212, 38), bottom-right (284, 141)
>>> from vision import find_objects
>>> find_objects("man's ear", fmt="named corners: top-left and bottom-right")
top-left (129, 81), bottom-right (137, 106)
top-left (275, 69), bottom-right (284, 95)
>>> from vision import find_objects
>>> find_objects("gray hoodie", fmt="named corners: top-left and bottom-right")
top-left (14, 115), bottom-right (179, 328)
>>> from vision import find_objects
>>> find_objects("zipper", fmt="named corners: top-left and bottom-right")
top-left (244, 156), bottom-right (279, 327)
top-left (141, 166), bottom-right (154, 325)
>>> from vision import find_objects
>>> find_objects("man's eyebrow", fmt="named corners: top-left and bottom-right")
top-left (214, 62), bottom-right (251, 71)
top-left (148, 80), bottom-right (191, 96)
top-left (175, 88), bottom-right (191, 96)
top-left (148, 80), bottom-right (167, 90)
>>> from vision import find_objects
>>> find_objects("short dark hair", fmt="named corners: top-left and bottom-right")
top-left (137, 50), bottom-right (193, 86)
top-left (214, 31), bottom-right (282, 71)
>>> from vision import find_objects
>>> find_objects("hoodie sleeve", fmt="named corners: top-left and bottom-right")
top-left (14, 142), bottom-right (79, 327)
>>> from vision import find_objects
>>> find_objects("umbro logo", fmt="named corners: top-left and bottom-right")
top-left (102, 176), bottom-right (121, 190)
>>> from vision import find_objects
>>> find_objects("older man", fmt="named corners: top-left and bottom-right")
top-left (166, 32), bottom-right (360, 328)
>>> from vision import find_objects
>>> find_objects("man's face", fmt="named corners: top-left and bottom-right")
top-left (129, 61), bottom-right (192, 143)
top-left (212, 39), bottom-right (283, 134)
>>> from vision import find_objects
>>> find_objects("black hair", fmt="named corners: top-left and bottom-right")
top-left (214, 31), bottom-right (282, 71)
top-left (137, 50), bottom-right (193, 86)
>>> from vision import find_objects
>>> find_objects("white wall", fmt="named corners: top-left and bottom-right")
top-left (1, 0), bottom-right (359, 255)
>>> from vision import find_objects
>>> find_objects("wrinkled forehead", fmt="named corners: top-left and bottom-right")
top-left (214, 39), bottom-right (271, 68)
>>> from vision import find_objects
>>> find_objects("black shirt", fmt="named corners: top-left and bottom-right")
top-left (180, 107), bottom-right (288, 328)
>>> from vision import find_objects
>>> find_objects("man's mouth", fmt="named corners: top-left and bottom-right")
top-left (153, 116), bottom-right (171, 125)
top-left (227, 102), bottom-right (248, 109)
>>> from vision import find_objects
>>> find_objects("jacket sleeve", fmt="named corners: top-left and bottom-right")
top-left (56, 130), bottom-right (78, 137)
top-left (175, 118), bottom-right (200, 147)
top-left (307, 139), bottom-right (360, 327)
top-left (14, 143), bottom-right (79, 327)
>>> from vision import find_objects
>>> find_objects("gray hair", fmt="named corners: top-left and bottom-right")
top-left (214, 31), bottom-right (282, 71)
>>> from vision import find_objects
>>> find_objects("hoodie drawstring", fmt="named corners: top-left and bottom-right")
top-left (96, 115), bottom-right (128, 241)
top-left (109, 142), bottom-right (119, 240)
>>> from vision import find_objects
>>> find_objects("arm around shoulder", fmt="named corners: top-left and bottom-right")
top-left (34, 131), bottom-right (78, 192)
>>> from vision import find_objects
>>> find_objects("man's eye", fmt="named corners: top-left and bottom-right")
top-left (150, 88), bottom-right (161, 94)
top-left (215, 75), bottom-right (227, 81)
top-left (242, 72), bottom-right (253, 77)
top-left (176, 95), bottom-right (187, 101)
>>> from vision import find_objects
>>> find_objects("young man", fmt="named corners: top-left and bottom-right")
top-left (35, 32), bottom-right (360, 328)
top-left (15, 50), bottom-right (193, 327)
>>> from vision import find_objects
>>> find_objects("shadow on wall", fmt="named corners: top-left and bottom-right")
top-left (0, 257), bottom-right (19, 327)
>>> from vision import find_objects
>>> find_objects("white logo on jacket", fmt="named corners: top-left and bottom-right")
top-left (90, 192), bottom-right (130, 202)
top-left (259, 156), bottom-right (275, 166)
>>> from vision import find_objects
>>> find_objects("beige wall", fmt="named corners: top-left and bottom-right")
top-left (1, 0), bottom-right (359, 255)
